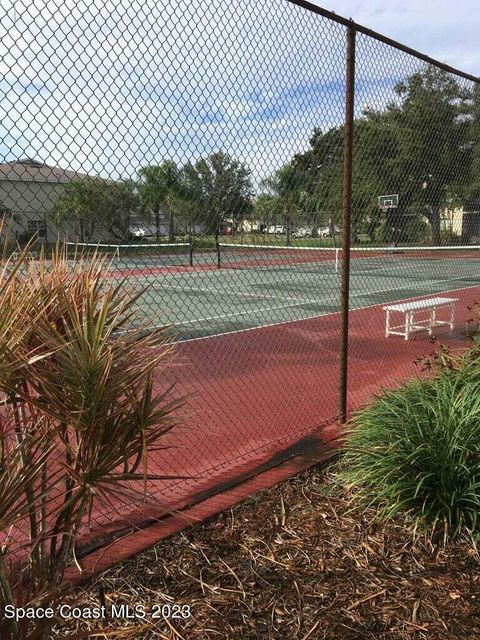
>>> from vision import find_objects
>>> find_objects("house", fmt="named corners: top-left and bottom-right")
top-left (0, 158), bottom-right (209, 245)
top-left (0, 157), bottom-right (96, 245)
top-left (442, 206), bottom-right (480, 242)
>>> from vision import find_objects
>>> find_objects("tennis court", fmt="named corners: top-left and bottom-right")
top-left (7, 242), bottom-right (479, 574)
top-left (60, 241), bottom-right (479, 573)
top-left (99, 243), bottom-right (480, 341)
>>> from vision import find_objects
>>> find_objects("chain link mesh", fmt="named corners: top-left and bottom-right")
top-left (347, 33), bottom-right (479, 406)
top-left (1, 0), bottom-right (479, 559)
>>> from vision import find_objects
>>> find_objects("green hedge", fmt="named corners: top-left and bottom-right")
top-left (339, 360), bottom-right (480, 540)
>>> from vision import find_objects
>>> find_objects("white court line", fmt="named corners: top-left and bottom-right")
top-left (147, 280), bottom-right (480, 346)
top-left (134, 257), bottom-right (479, 285)
top-left (130, 259), bottom-right (480, 336)
top-left (167, 280), bottom-right (480, 343)
top-left (146, 270), bottom-right (480, 327)
top-left (144, 262), bottom-right (479, 300)
top-left (351, 262), bottom-right (480, 277)
top-left (150, 283), bottom-right (322, 304)
top-left (176, 298), bottom-right (328, 324)
top-left (171, 282), bottom-right (480, 344)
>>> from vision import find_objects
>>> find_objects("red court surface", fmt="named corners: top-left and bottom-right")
top-left (68, 285), bottom-right (479, 577)
top-left (8, 286), bottom-right (480, 582)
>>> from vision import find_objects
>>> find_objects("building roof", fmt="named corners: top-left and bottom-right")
top-left (0, 158), bottom-right (95, 183)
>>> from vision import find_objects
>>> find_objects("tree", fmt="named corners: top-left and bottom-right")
top-left (290, 125), bottom-right (344, 232)
top-left (265, 119), bottom-right (397, 242)
top-left (466, 83), bottom-right (480, 211)
top-left (138, 162), bottom-right (180, 242)
top-left (385, 67), bottom-right (473, 244)
top-left (51, 178), bottom-right (138, 242)
top-left (264, 117), bottom-right (400, 243)
top-left (272, 68), bottom-right (473, 245)
top-left (260, 165), bottom-right (306, 245)
top-left (253, 193), bottom-right (283, 233)
top-left (181, 152), bottom-right (252, 236)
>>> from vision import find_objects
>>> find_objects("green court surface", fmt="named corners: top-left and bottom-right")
top-left (120, 249), bottom-right (480, 341)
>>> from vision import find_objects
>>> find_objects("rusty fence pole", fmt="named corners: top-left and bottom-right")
top-left (339, 24), bottom-right (356, 423)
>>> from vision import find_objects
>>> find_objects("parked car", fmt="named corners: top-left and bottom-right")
top-left (128, 225), bottom-right (152, 241)
top-left (318, 226), bottom-right (341, 238)
top-left (267, 225), bottom-right (285, 235)
top-left (293, 227), bottom-right (313, 238)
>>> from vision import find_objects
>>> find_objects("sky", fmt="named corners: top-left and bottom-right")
top-left (323, 1), bottom-right (480, 76)
top-left (0, 0), bottom-right (478, 188)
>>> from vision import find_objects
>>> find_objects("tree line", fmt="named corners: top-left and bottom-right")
top-left (52, 67), bottom-right (480, 245)
top-left (52, 152), bottom-right (253, 243)
top-left (261, 68), bottom-right (480, 245)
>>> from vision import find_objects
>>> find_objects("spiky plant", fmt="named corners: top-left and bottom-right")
top-left (0, 245), bottom-right (181, 639)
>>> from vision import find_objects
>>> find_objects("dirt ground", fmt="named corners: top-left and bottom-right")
top-left (53, 463), bottom-right (480, 639)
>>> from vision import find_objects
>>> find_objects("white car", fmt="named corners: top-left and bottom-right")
top-left (267, 225), bottom-right (285, 235)
top-left (293, 227), bottom-right (313, 238)
top-left (128, 225), bottom-right (151, 240)
top-left (318, 226), bottom-right (341, 238)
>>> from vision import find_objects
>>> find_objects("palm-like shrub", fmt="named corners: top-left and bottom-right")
top-left (339, 364), bottom-right (480, 539)
top-left (0, 245), bottom-right (179, 640)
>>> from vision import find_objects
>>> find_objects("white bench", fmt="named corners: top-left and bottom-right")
top-left (383, 297), bottom-right (458, 341)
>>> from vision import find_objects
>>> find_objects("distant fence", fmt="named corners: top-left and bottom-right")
top-left (1, 0), bottom-right (480, 566)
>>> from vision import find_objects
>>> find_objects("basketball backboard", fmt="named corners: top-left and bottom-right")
top-left (378, 194), bottom-right (398, 210)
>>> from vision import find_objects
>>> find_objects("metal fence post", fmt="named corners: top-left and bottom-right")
top-left (189, 236), bottom-right (194, 267)
top-left (339, 24), bottom-right (356, 423)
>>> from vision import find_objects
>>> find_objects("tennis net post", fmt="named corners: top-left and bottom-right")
top-left (188, 237), bottom-right (194, 267)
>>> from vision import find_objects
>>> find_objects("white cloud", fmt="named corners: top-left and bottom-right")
top-left (321, 0), bottom-right (480, 75)
top-left (0, 0), bottom-right (477, 189)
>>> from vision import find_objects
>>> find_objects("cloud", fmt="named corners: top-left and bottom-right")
top-left (1, 0), bottom-right (476, 189)
top-left (320, 0), bottom-right (480, 75)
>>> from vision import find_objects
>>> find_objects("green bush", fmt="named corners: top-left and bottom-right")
top-left (401, 217), bottom-right (430, 243)
top-left (339, 364), bottom-right (480, 539)
top-left (371, 217), bottom-right (431, 245)
top-left (373, 222), bottom-right (393, 244)
top-left (440, 227), bottom-right (461, 245)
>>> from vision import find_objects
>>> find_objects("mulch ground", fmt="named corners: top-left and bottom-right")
top-left (54, 462), bottom-right (480, 639)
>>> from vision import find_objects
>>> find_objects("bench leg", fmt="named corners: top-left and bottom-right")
top-left (405, 311), bottom-right (411, 340)
top-left (429, 308), bottom-right (436, 335)
top-left (450, 304), bottom-right (455, 330)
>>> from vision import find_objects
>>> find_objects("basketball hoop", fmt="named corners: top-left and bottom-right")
top-left (378, 194), bottom-right (399, 210)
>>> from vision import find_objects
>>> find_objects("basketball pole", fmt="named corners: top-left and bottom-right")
top-left (339, 24), bottom-right (356, 424)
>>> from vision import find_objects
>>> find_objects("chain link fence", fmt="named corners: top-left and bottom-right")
top-left (1, 0), bottom-right (479, 562)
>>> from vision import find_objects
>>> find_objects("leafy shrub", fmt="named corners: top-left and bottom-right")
top-left (372, 217), bottom-right (430, 245)
top-left (0, 244), bottom-right (180, 640)
top-left (415, 303), bottom-right (480, 373)
top-left (339, 364), bottom-right (480, 540)
top-left (440, 227), bottom-right (461, 245)
top-left (373, 222), bottom-right (393, 244)
top-left (401, 217), bottom-right (430, 243)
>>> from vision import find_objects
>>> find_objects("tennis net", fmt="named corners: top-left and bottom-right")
top-left (218, 243), bottom-right (480, 275)
top-left (66, 242), bottom-right (193, 267)
top-left (218, 243), bottom-right (341, 272)
top-left (349, 245), bottom-right (480, 272)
